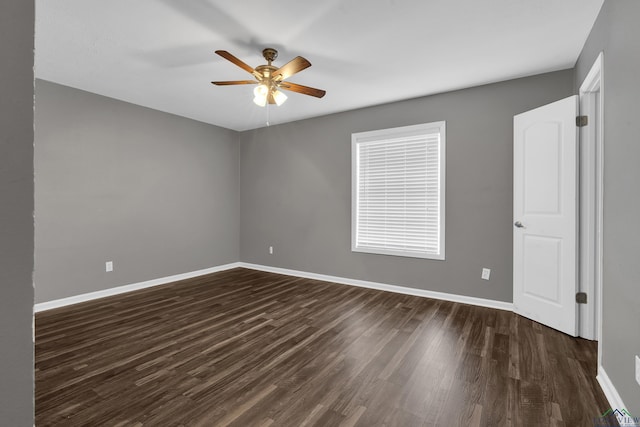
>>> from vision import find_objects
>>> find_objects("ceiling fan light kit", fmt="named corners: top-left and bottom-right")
top-left (253, 83), bottom-right (287, 107)
top-left (212, 48), bottom-right (326, 108)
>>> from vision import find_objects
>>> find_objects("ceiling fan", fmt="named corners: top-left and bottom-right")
top-left (212, 48), bottom-right (326, 107)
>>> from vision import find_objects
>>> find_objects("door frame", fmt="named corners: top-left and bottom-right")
top-left (578, 52), bottom-right (604, 349)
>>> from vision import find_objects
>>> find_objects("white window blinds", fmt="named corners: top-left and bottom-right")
top-left (352, 122), bottom-right (445, 259)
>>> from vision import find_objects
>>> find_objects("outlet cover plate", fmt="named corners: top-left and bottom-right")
top-left (635, 355), bottom-right (640, 386)
top-left (481, 268), bottom-right (491, 280)
top-left (106, 261), bottom-right (113, 272)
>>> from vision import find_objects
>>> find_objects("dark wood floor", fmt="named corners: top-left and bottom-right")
top-left (36, 268), bottom-right (611, 426)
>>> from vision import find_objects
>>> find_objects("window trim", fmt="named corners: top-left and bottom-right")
top-left (351, 121), bottom-right (446, 260)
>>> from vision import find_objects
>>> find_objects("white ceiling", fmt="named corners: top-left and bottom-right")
top-left (35, 0), bottom-right (604, 131)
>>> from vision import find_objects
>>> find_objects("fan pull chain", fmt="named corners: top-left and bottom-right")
top-left (266, 103), bottom-right (270, 126)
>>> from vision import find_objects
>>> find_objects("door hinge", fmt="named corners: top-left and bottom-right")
top-left (576, 292), bottom-right (587, 304)
top-left (576, 116), bottom-right (588, 127)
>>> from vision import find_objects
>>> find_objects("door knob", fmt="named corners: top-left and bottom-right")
top-left (514, 221), bottom-right (525, 228)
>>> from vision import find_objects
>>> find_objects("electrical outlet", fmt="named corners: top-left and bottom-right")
top-left (481, 268), bottom-right (491, 280)
top-left (635, 355), bottom-right (640, 387)
top-left (269, 246), bottom-right (273, 255)
top-left (105, 261), bottom-right (113, 272)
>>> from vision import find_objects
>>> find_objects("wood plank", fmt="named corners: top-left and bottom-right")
top-left (35, 268), bottom-right (612, 426)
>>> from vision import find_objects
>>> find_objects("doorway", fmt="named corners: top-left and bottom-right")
top-left (512, 53), bottom-right (604, 342)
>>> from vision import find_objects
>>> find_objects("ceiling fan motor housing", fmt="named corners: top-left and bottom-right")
top-left (255, 65), bottom-right (278, 81)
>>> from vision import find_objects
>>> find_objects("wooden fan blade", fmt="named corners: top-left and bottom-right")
top-left (215, 50), bottom-right (258, 76)
top-left (272, 56), bottom-right (311, 80)
top-left (211, 80), bottom-right (257, 86)
top-left (279, 82), bottom-right (326, 98)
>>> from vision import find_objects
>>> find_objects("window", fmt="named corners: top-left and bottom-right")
top-left (352, 121), bottom-right (445, 260)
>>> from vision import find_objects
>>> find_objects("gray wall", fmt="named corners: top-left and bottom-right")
top-left (575, 0), bottom-right (640, 413)
top-left (35, 80), bottom-right (240, 303)
top-left (240, 70), bottom-right (574, 302)
top-left (0, 0), bottom-right (34, 424)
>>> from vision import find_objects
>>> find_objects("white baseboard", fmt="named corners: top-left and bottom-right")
top-left (597, 366), bottom-right (628, 411)
top-left (34, 262), bottom-right (242, 313)
top-left (238, 262), bottom-right (513, 312)
top-left (35, 261), bottom-right (512, 313)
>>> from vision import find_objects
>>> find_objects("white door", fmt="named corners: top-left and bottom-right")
top-left (513, 95), bottom-right (579, 336)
